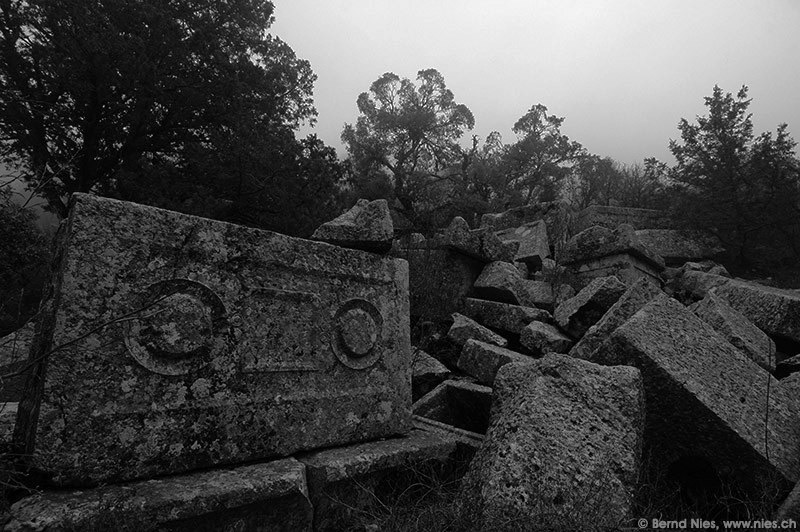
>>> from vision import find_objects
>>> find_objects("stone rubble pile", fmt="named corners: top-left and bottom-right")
top-left (402, 202), bottom-right (800, 527)
top-left (3, 197), bottom-right (800, 529)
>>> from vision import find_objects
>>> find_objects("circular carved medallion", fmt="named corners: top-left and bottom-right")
top-left (331, 299), bottom-right (384, 370)
top-left (124, 279), bottom-right (230, 375)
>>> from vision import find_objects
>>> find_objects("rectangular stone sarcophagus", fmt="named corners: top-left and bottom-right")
top-left (13, 194), bottom-right (411, 486)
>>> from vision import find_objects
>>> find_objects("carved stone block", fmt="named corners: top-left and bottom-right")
top-left (14, 194), bottom-right (411, 486)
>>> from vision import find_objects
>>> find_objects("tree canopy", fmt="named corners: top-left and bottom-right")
top-left (0, 0), bottom-right (342, 236)
top-left (341, 68), bottom-right (475, 222)
top-left (669, 85), bottom-right (800, 265)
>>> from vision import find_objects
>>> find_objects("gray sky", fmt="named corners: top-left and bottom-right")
top-left (270, 0), bottom-right (800, 166)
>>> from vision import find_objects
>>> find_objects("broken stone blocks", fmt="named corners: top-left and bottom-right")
top-left (458, 355), bottom-right (644, 530)
top-left (635, 228), bottom-right (724, 266)
top-left (520, 321), bottom-right (573, 355)
top-left (461, 297), bottom-right (552, 335)
top-left (402, 247), bottom-right (482, 320)
top-left (14, 193), bottom-right (411, 486)
top-left (570, 278), bottom-right (663, 362)
top-left (712, 280), bottom-right (800, 345)
top-left (441, 216), bottom-right (518, 263)
top-left (413, 380), bottom-right (493, 436)
top-left (473, 261), bottom-right (521, 304)
top-left (411, 349), bottom-right (449, 402)
top-left (690, 291), bottom-right (776, 372)
top-left (3, 458), bottom-right (313, 532)
top-left (561, 224), bottom-right (665, 288)
top-left (554, 275), bottom-right (626, 338)
top-left (592, 294), bottom-right (800, 488)
top-left (312, 198), bottom-right (394, 252)
top-left (493, 220), bottom-right (550, 268)
top-left (447, 312), bottom-right (507, 348)
top-left (457, 339), bottom-right (534, 385)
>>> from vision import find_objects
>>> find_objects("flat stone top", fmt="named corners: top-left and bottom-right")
top-left (4, 458), bottom-right (308, 531)
top-left (561, 224), bottom-right (665, 270)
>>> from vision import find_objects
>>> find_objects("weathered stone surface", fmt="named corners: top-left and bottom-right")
top-left (0, 402), bottom-right (17, 443)
top-left (561, 224), bottom-right (665, 271)
top-left (520, 321), bottom-right (573, 355)
top-left (569, 252), bottom-right (663, 289)
top-left (459, 355), bottom-right (644, 529)
top-left (300, 429), bottom-right (458, 532)
top-left (517, 279), bottom-right (555, 311)
top-left (494, 220), bottom-right (550, 267)
top-left (554, 275), bottom-right (626, 338)
top-left (413, 380), bottom-right (493, 436)
top-left (712, 280), bottom-right (800, 345)
top-left (14, 193), bottom-right (411, 486)
top-left (447, 312), bottom-right (508, 348)
top-left (572, 205), bottom-right (674, 233)
top-left (400, 247), bottom-right (482, 320)
top-left (473, 261), bottom-right (521, 304)
top-left (312, 198), bottom-right (394, 252)
top-left (462, 298), bottom-right (552, 334)
top-left (667, 268), bottom-right (732, 303)
top-left (412, 348), bottom-right (450, 401)
top-left (554, 283), bottom-right (576, 308)
top-left (635, 229), bottom-right (724, 265)
top-left (570, 277), bottom-right (663, 361)
top-left (3, 458), bottom-right (312, 532)
top-left (457, 339), bottom-right (534, 385)
top-left (690, 292), bottom-right (777, 372)
top-left (441, 217), bottom-right (518, 263)
top-left (777, 354), bottom-right (800, 380)
top-left (593, 295), bottom-right (800, 487)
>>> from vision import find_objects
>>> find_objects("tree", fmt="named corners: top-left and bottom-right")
top-left (341, 69), bottom-right (475, 221)
top-left (567, 154), bottom-right (621, 208)
top-left (669, 85), bottom-right (800, 265)
top-left (0, 184), bottom-right (49, 335)
top-left (502, 104), bottom-right (585, 204)
top-left (0, 0), bottom-right (338, 232)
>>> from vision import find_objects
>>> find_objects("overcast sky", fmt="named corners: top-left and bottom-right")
top-left (270, 0), bottom-right (800, 166)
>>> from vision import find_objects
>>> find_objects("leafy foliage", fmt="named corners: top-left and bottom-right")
top-left (668, 85), bottom-right (800, 266)
top-left (342, 69), bottom-right (475, 228)
top-left (502, 104), bottom-right (585, 204)
top-left (0, 0), bottom-right (342, 236)
top-left (0, 185), bottom-right (49, 334)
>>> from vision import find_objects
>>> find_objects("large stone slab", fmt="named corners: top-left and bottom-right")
top-left (712, 280), bottom-right (800, 345)
top-left (458, 355), bottom-right (644, 530)
top-left (13, 193), bottom-right (411, 486)
top-left (300, 429), bottom-right (458, 531)
top-left (689, 292), bottom-right (776, 372)
top-left (3, 458), bottom-right (312, 532)
top-left (520, 321), bottom-right (573, 355)
top-left (312, 198), bottom-right (394, 252)
top-left (457, 339), bottom-right (534, 385)
top-left (517, 279), bottom-right (555, 311)
top-left (561, 224), bottom-right (665, 272)
top-left (593, 295), bottom-right (800, 487)
top-left (635, 228), bottom-right (724, 266)
top-left (554, 275), bottom-right (626, 338)
top-left (472, 261), bottom-right (521, 304)
top-left (462, 298), bottom-right (552, 334)
top-left (570, 278), bottom-right (663, 361)
top-left (572, 205), bottom-right (674, 233)
top-left (493, 220), bottom-right (550, 268)
top-left (447, 312), bottom-right (508, 348)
